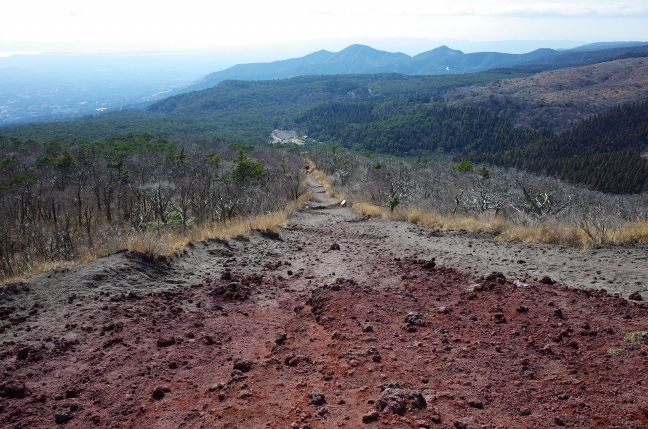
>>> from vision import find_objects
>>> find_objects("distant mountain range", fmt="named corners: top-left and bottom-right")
top-left (184, 42), bottom-right (648, 92)
top-left (2, 40), bottom-right (647, 126)
top-left (4, 41), bottom-right (648, 193)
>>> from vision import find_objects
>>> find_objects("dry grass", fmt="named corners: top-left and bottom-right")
top-left (355, 203), bottom-right (510, 235)
top-left (623, 331), bottom-right (645, 345)
top-left (407, 208), bottom-right (509, 236)
top-left (1, 193), bottom-right (312, 285)
top-left (353, 202), bottom-right (648, 249)
top-left (496, 223), bottom-right (586, 248)
top-left (613, 221), bottom-right (648, 244)
top-left (307, 161), bottom-right (345, 200)
top-left (353, 201), bottom-right (384, 218)
top-left (128, 208), bottom-right (298, 259)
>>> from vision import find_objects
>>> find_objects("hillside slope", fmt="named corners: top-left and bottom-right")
top-left (297, 99), bottom-right (648, 192)
top-left (446, 57), bottom-right (648, 132)
top-left (0, 71), bottom-right (528, 143)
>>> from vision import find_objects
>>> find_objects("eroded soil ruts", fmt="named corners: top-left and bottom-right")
top-left (0, 175), bottom-right (647, 428)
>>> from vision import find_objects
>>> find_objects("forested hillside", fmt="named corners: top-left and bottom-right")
top-left (2, 61), bottom-right (647, 194)
top-left (297, 100), bottom-right (648, 193)
top-left (445, 57), bottom-right (648, 132)
top-left (296, 101), bottom-right (520, 156)
top-left (0, 71), bottom-right (528, 143)
top-left (504, 102), bottom-right (648, 193)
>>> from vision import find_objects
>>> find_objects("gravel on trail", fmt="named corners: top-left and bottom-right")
top-left (0, 175), bottom-right (646, 428)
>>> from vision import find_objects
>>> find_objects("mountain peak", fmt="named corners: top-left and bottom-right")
top-left (340, 44), bottom-right (378, 52)
top-left (336, 44), bottom-right (395, 56)
top-left (433, 45), bottom-right (463, 53)
top-left (412, 45), bottom-right (464, 60)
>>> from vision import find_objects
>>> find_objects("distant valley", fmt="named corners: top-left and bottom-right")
top-left (0, 52), bottom-right (238, 125)
top-left (1, 40), bottom-right (648, 193)
top-left (2, 41), bottom-right (648, 126)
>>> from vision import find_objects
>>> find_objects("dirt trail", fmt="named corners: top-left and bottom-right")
top-left (0, 175), bottom-right (647, 428)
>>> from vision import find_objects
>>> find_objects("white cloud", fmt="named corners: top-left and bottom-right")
top-left (476, 2), bottom-right (648, 16)
top-left (309, 1), bottom-right (648, 17)
top-left (0, 0), bottom-right (646, 52)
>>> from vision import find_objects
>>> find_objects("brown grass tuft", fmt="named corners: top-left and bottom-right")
top-left (353, 201), bottom-right (384, 218)
top-left (132, 211), bottom-right (292, 259)
top-left (613, 221), bottom-right (648, 244)
top-left (1, 195), bottom-right (312, 285)
top-left (351, 202), bottom-right (648, 249)
top-left (406, 208), bottom-right (508, 236)
top-left (496, 223), bottom-right (586, 248)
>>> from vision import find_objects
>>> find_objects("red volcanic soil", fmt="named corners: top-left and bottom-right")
top-left (1, 178), bottom-right (647, 428)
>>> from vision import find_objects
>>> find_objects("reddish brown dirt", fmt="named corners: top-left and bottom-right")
top-left (1, 177), bottom-right (647, 428)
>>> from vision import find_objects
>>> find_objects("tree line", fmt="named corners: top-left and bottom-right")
top-left (0, 134), bottom-right (307, 279)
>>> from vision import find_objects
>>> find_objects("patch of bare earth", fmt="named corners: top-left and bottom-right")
top-left (0, 177), bottom-right (647, 428)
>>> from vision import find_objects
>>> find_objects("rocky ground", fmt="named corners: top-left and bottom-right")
top-left (0, 176), bottom-right (647, 428)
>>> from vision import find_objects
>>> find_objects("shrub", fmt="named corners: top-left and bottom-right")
top-left (456, 160), bottom-right (474, 172)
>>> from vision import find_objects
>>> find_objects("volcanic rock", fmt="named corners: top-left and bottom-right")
top-left (156, 337), bottom-right (176, 347)
top-left (376, 381), bottom-right (426, 415)
top-left (275, 333), bottom-right (287, 345)
top-left (152, 387), bottom-right (166, 400)
top-left (540, 276), bottom-right (556, 285)
top-left (486, 272), bottom-right (506, 283)
top-left (468, 399), bottom-right (484, 409)
top-left (629, 292), bottom-right (643, 301)
top-left (0, 380), bottom-right (29, 398)
top-left (405, 312), bottom-right (426, 326)
top-left (362, 410), bottom-right (379, 423)
top-left (54, 410), bottom-right (71, 424)
top-left (16, 347), bottom-right (30, 360)
top-left (421, 259), bottom-right (436, 270)
top-left (65, 389), bottom-right (79, 398)
top-left (309, 389), bottom-right (326, 406)
top-left (494, 313), bottom-right (507, 324)
top-left (233, 358), bottom-right (253, 372)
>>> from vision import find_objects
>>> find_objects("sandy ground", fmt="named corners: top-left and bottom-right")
top-left (0, 175), bottom-right (646, 428)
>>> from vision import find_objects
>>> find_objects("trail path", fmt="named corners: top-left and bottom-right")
top-left (0, 175), bottom-right (646, 428)
top-left (297, 177), bottom-right (648, 297)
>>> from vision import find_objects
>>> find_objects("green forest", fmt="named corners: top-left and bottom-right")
top-left (0, 71), bottom-right (528, 143)
top-left (296, 100), bottom-right (648, 193)
top-left (2, 69), bottom-right (648, 193)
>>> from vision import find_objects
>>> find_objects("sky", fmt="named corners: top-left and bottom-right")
top-left (1, 0), bottom-right (647, 55)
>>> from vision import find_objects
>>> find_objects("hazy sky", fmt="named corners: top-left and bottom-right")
top-left (1, 0), bottom-right (647, 53)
